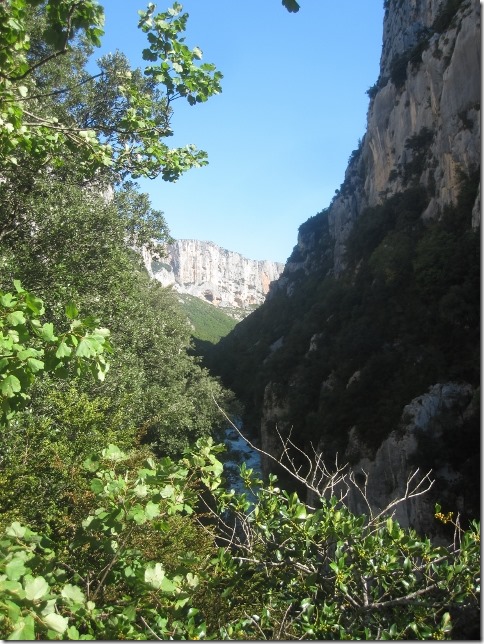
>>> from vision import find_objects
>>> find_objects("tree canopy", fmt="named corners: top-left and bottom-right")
top-left (0, 0), bottom-right (222, 179)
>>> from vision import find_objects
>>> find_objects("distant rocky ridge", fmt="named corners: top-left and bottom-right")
top-left (142, 239), bottom-right (285, 314)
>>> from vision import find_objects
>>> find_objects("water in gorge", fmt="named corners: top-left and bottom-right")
top-left (222, 424), bottom-right (262, 499)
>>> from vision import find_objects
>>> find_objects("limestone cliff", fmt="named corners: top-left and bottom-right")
top-left (142, 239), bottom-right (284, 314)
top-left (266, 0), bottom-right (480, 530)
top-left (276, 0), bottom-right (480, 279)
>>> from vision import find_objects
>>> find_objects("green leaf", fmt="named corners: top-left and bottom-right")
top-left (102, 444), bottom-right (126, 462)
top-left (61, 584), bottom-right (85, 604)
top-left (123, 604), bottom-right (136, 621)
top-left (17, 348), bottom-right (39, 361)
top-left (82, 456), bottom-right (100, 472)
top-left (130, 507), bottom-right (147, 525)
top-left (65, 302), bottom-right (79, 320)
top-left (7, 310), bottom-right (26, 326)
top-left (5, 599), bottom-right (21, 623)
top-left (92, 327), bottom-right (110, 339)
top-left (90, 479), bottom-right (104, 494)
top-left (0, 293), bottom-right (17, 307)
top-left (27, 358), bottom-right (44, 373)
top-left (25, 293), bottom-right (44, 315)
top-left (1, 374), bottom-right (21, 398)
top-left (13, 280), bottom-right (25, 294)
top-left (56, 341), bottom-right (72, 358)
top-left (6, 522), bottom-right (26, 538)
top-left (293, 504), bottom-right (307, 520)
top-left (75, 338), bottom-right (93, 358)
top-left (134, 484), bottom-right (148, 498)
top-left (159, 484), bottom-right (175, 499)
top-left (145, 563), bottom-right (165, 589)
top-left (67, 625), bottom-right (80, 639)
top-left (24, 576), bottom-right (49, 601)
top-left (40, 323), bottom-right (57, 342)
top-left (5, 557), bottom-right (27, 581)
top-left (44, 612), bottom-right (69, 634)
top-left (160, 576), bottom-right (177, 593)
top-left (145, 501), bottom-right (160, 520)
top-left (7, 614), bottom-right (35, 640)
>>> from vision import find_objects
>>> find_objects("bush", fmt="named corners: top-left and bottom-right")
top-left (0, 441), bottom-right (480, 640)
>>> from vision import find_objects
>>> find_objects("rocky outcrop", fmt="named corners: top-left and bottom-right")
top-left (143, 239), bottom-right (284, 313)
top-left (340, 383), bottom-right (477, 536)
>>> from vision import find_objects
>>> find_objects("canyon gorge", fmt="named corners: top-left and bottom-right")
top-left (206, 0), bottom-right (480, 536)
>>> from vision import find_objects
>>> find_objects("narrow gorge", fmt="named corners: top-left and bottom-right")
top-left (205, 0), bottom-right (480, 536)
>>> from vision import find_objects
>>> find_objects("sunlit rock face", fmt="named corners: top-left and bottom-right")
top-left (274, 0), bottom-right (480, 279)
top-left (142, 239), bottom-right (285, 311)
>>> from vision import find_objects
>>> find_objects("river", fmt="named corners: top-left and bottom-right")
top-left (222, 424), bottom-right (262, 498)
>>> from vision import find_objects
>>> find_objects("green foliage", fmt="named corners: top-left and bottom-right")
top-left (0, 442), bottom-right (480, 640)
top-left (0, 173), bottom-right (231, 459)
top-left (389, 30), bottom-right (431, 89)
top-left (0, 2), bottom-right (479, 640)
top-left (0, 0), bottom-right (222, 179)
top-left (178, 293), bottom-right (238, 344)
top-left (0, 439), bottom-right (226, 641)
top-left (366, 79), bottom-right (381, 99)
top-left (0, 281), bottom-right (110, 423)
top-left (0, 0), bottom-right (234, 555)
top-left (433, 0), bottom-right (464, 33)
top-left (399, 126), bottom-right (435, 184)
top-left (0, 385), bottom-right (138, 535)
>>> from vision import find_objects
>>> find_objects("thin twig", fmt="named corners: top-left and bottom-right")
top-left (140, 616), bottom-right (163, 640)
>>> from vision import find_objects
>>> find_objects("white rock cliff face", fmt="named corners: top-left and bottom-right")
top-left (143, 240), bottom-right (285, 311)
top-left (362, 0), bottom-right (480, 214)
top-left (277, 0), bottom-right (480, 278)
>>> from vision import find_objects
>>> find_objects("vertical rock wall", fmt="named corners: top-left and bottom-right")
top-left (143, 239), bottom-right (285, 311)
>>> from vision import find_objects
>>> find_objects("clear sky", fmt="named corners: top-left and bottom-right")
top-left (94, 1), bottom-right (384, 263)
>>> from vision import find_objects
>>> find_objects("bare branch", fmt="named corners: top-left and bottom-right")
top-left (140, 616), bottom-right (163, 640)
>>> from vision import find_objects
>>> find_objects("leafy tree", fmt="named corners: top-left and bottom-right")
top-left (0, 1), bottom-right (234, 547)
top-left (0, 280), bottom-right (110, 423)
top-left (0, 0), bottom-right (222, 179)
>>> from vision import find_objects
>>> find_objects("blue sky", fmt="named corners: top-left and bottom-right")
top-left (94, 1), bottom-right (384, 263)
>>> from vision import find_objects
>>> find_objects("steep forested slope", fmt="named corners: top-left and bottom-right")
top-left (206, 0), bottom-right (480, 528)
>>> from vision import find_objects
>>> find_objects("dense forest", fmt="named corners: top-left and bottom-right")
top-left (0, 0), bottom-right (480, 640)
